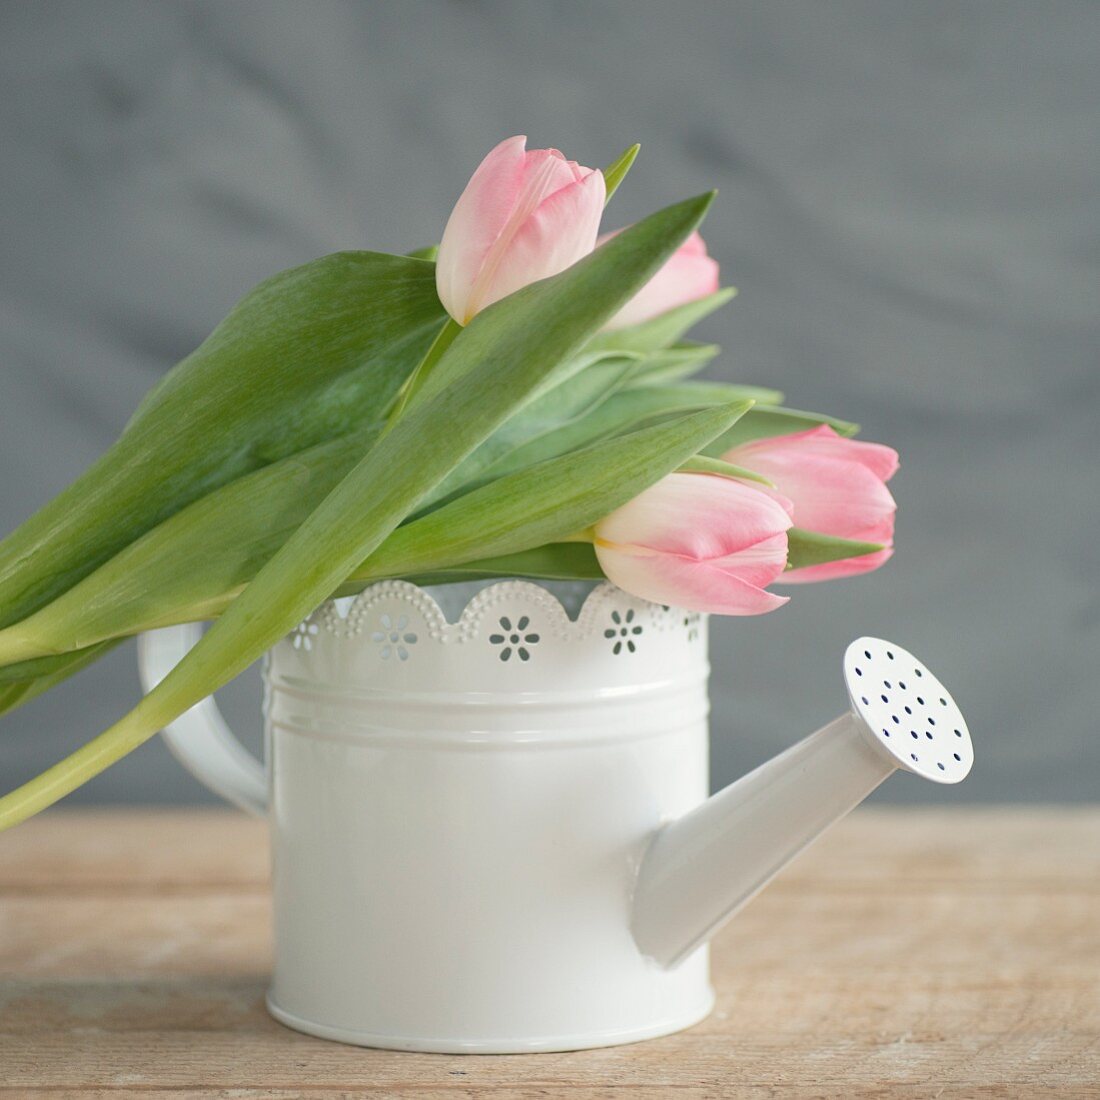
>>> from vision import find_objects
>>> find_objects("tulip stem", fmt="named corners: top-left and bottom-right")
top-left (0, 626), bottom-right (44, 666)
top-left (0, 705), bottom-right (159, 831)
top-left (385, 318), bottom-right (463, 429)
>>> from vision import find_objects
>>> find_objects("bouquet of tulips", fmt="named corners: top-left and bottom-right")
top-left (0, 136), bottom-right (897, 828)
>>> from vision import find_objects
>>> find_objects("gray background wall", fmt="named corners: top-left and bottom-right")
top-left (0, 0), bottom-right (1096, 804)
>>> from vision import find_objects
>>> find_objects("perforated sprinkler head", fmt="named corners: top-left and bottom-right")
top-left (844, 637), bottom-right (973, 784)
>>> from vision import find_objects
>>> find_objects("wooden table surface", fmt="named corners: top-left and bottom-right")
top-left (1, 808), bottom-right (1098, 1098)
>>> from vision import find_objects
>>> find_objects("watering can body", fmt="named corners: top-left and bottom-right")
top-left (139, 579), bottom-right (971, 1053)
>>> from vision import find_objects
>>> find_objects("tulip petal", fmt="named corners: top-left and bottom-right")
top-left (844, 439), bottom-right (899, 483)
top-left (436, 135), bottom-right (530, 324)
top-left (437, 137), bottom-right (607, 323)
top-left (728, 425), bottom-right (899, 484)
top-left (603, 231), bottom-right (720, 330)
top-left (595, 473), bottom-right (792, 561)
top-left (593, 473), bottom-right (791, 614)
top-left (724, 428), bottom-right (896, 540)
top-left (472, 168), bottom-right (606, 315)
top-left (596, 542), bottom-right (789, 615)
top-left (708, 531), bottom-right (790, 589)
top-left (762, 456), bottom-right (893, 539)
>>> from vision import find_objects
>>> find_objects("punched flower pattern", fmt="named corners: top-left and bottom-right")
top-left (489, 615), bottom-right (540, 662)
top-left (605, 609), bottom-right (643, 655)
top-left (291, 620), bottom-right (319, 651)
top-left (372, 613), bottom-right (418, 661)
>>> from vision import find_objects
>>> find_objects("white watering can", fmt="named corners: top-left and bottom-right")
top-left (140, 579), bottom-right (973, 1053)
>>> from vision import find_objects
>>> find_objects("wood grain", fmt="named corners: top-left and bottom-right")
top-left (0, 807), bottom-right (1097, 1097)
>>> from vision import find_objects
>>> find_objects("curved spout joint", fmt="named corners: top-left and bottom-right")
top-left (632, 714), bottom-right (891, 968)
top-left (631, 636), bottom-right (974, 969)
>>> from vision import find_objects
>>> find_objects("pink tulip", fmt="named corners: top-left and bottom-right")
top-left (601, 230), bottom-right (720, 330)
top-left (593, 473), bottom-right (793, 615)
top-left (722, 425), bottom-right (899, 583)
top-left (435, 135), bottom-right (606, 324)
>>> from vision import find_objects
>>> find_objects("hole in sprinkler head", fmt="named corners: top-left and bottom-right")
top-left (937, 762), bottom-right (945, 771)
top-left (883, 728), bottom-right (891, 738)
top-left (904, 705), bottom-right (912, 715)
top-left (911, 753), bottom-right (918, 762)
top-left (856, 667), bottom-right (862, 676)
top-left (926, 731), bottom-right (934, 740)
top-left (940, 698), bottom-right (947, 706)
top-left (881, 694), bottom-right (889, 703)
top-left (953, 753), bottom-right (961, 761)
top-left (911, 730), bottom-right (919, 739)
top-left (915, 668), bottom-right (923, 678)
top-left (899, 680), bottom-right (907, 690)
top-left (892, 715), bottom-right (900, 724)
top-left (928, 717), bottom-right (936, 726)
top-left (917, 696), bottom-right (925, 705)
top-left (861, 696), bottom-right (869, 705)
top-left (954, 729), bottom-right (962, 737)
top-left (887, 651), bottom-right (895, 660)
top-left (884, 680), bottom-right (892, 689)
top-left (864, 649), bottom-right (872, 660)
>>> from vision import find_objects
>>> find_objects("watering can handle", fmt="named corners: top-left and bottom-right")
top-left (136, 624), bottom-right (268, 817)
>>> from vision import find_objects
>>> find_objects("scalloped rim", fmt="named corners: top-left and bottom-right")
top-left (308, 579), bottom-right (700, 644)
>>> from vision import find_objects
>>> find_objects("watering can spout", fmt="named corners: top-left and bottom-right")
top-left (631, 637), bottom-right (973, 969)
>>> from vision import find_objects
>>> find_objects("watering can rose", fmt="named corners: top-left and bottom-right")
top-left (601, 230), bottom-right (720, 329)
top-left (722, 426), bottom-right (899, 582)
top-left (592, 473), bottom-right (793, 615)
top-left (436, 135), bottom-right (606, 324)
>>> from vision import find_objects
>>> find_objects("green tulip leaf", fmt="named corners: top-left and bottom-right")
top-left (0, 191), bottom-right (716, 828)
top-left (677, 455), bottom-right (774, 487)
top-left (585, 288), bottom-right (736, 356)
top-left (0, 399), bottom-right (747, 670)
top-left (784, 529), bottom-right (885, 572)
top-left (0, 359), bottom-right (741, 673)
top-left (416, 353), bottom-right (644, 511)
top-left (0, 432), bottom-right (378, 666)
top-left (624, 342), bottom-right (721, 386)
top-left (485, 384), bottom-right (843, 477)
top-left (602, 143), bottom-right (640, 203)
top-left (347, 401), bottom-right (751, 587)
top-left (399, 543), bottom-right (605, 587)
top-left (703, 404), bottom-right (859, 453)
top-left (0, 641), bottom-right (121, 718)
top-left (0, 252), bottom-right (445, 629)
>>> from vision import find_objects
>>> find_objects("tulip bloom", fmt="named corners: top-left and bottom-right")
top-left (593, 473), bottom-right (793, 615)
top-left (723, 426), bottom-right (899, 583)
top-left (435, 135), bottom-right (606, 324)
top-left (602, 230), bottom-right (720, 330)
